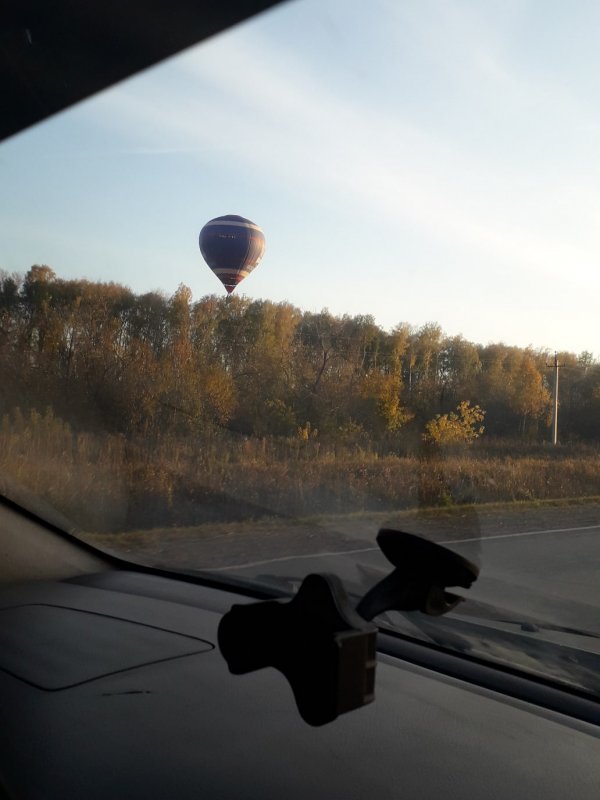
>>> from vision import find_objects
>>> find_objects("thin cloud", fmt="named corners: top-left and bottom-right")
top-left (86, 30), bottom-right (600, 292)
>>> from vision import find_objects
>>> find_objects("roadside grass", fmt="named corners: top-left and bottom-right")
top-left (78, 496), bottom-right (600, 578)
top-left (2, 407), bottom-right (600, 536)
top-left (84, 494), bottom-right (600, 559)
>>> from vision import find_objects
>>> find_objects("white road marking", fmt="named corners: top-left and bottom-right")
top-left (210, 522), bottom-right (600, 572)
top-left (444, 522), bottom-right (600, 545)
top-left (209, 546), bottom-right (378, 572)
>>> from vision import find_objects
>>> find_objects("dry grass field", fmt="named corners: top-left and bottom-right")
top-left (2, 407), bottom-right (599, 535)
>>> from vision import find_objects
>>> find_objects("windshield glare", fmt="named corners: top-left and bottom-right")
top-left (1, 0), bottom-right (599, 693)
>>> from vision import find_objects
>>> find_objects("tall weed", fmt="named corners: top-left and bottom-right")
top-left (1, 408), bottom-right (598, 532)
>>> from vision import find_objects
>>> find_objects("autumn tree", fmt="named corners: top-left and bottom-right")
top-left (356, 371), bottom-right (412, 434)
top-left (402, 323), bottom-right (444, 418)
top-left (508, 352), bottom-right (552, 435)
top-left (1, 266), bottom-right (598, 448)
top-left (438, 335), bottom-right (481, 408)
top-left (423, 401), bottom-right (485, 446)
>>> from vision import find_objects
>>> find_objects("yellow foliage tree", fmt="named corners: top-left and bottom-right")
top-left (423, 401), bottom-right (485, 446)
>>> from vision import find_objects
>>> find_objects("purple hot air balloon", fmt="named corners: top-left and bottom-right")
top-left (199, 214), bottom-right (266, 294)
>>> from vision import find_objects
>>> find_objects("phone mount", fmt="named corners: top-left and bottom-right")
top-left (218, 529), bottom-right (479, 726)
top-left (357, 529), bottom-right (479, 620)
top-left (218, 573), bottom-right (376, 726)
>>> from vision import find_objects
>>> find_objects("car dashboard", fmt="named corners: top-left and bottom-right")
top-left (1, 567), bottom-right (599, 800)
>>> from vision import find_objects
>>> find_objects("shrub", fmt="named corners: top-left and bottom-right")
top-left (423, 401), bottom-right (485, 446)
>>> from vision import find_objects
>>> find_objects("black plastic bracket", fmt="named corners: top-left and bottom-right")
top-left (218, 530), bottom-right (478, 726)
top-left (356, 529), bottom-right (479, 620)
top-left (218, 573), bottom-right (377, 726)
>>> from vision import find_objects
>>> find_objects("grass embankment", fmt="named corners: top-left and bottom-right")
top-left (1, 408), bottom-right (599, 535)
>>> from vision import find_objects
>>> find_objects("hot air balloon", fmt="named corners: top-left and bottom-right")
top-left (199, 214), bottom-right (266, 294)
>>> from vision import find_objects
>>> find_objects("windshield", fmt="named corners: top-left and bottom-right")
top-left (1, 0), bottom-right (599, 695)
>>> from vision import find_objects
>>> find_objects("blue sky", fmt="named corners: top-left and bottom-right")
top-left (1, 0), bottom-right (600, 354)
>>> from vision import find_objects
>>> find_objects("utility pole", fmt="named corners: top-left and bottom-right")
top-left (547, 352), bottom-right (560, 445)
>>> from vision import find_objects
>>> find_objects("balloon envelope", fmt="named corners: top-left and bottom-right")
top-left (199, 214), bottom-right (266, 294)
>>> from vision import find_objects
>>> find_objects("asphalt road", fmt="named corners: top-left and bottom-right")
top-left (210, 520), bottom-right (600, 634)
top-left (94, 503), bottom-right (600, 633)
top-left (451, 524), bottom-right (600, 624)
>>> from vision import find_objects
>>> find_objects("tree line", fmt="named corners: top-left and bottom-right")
top-left (1, 266), bottom-right (599, 447)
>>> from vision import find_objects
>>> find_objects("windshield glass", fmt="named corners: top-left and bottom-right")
top-left (1, 0), bottom-right (599, 694)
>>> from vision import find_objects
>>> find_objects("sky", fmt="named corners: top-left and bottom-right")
top-left (1, 0), bottom-right (600, 355)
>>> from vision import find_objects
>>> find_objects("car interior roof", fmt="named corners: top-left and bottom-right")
top-left (0, 0), bottom-right (286, 143)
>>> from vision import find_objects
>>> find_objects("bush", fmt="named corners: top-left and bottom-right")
top-left (423, 401), bottom-right (485, 446)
